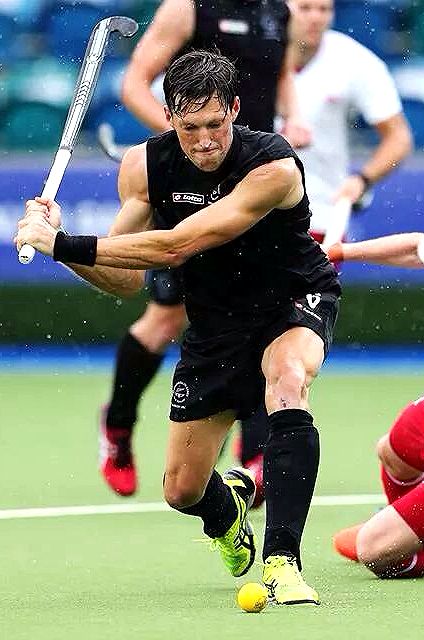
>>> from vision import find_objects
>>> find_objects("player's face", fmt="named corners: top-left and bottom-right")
top-left (290, 0), bottom-right (334, 49)
top-left (166, 95), bottom-right (240, 172)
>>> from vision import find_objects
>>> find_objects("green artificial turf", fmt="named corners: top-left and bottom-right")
top-left (0, 370), bottom-right (422, 640)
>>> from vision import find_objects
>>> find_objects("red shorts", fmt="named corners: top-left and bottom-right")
top-left (389, 398), bottom-right (424, 471)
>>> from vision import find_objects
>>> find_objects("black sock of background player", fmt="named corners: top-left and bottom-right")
top-left (263, 409), bottom-right (319, 569)
top-left (106, 332), bottom-right (163, 432)
top-left (176, 470), bottom-right (237, 538)
top-left (239, 405), bottom-right (268, 464)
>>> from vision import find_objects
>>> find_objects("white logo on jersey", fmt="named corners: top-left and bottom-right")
top-left (172, 192), bottom-right (204, 205)
top-left (207, 185), bottom-right (221, 204)
top-left (306, 293), bottom-right (322, 309)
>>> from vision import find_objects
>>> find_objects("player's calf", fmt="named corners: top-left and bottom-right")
top-left (357, 488), bottom-right (424, 578)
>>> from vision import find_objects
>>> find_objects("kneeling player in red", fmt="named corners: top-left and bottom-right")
top-left (333, 397), bottom-right (424, 578)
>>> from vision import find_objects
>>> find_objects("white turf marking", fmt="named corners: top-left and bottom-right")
top-left (0, 494), bottom-right (385, 522)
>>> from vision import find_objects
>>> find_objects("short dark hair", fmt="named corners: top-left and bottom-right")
top-left (163, 49), bottom-right (238, 117)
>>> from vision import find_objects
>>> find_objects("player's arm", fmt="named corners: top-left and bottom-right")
top-left (326, 233), bottom-right (424, 268)
top-left (276, 55), bottom-right (311, 149)
top-left (92, 158), bottom-right (303, 269)
top-left (335, 50), bottom-right (412, 204)
top-left (15, 145), bottom-right (154, 296)
top-left (16, 158), bottom-right (302, 270)
top-left (121, 0), bottom-right (194, 132)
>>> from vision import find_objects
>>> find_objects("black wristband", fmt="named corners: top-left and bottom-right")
top-left (53, 231), bottom-right (97, 266)
top-left (353, 172), bottom-right (372, 191)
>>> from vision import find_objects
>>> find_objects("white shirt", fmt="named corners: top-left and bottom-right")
top-left (294, 30), bottom-right (402, 234)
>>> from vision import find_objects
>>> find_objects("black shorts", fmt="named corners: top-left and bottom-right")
top-left (145, 267), bottom-right (184, 306)
top-left (169, 292), bottom-right (339, 422)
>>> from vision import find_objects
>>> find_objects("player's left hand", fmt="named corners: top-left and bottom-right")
top-left (14, 213), bottom-right (58, 257)
top-left (281, 117), bottom-right (312, 149)
top-left (333, 175), bottom-right (365, 206)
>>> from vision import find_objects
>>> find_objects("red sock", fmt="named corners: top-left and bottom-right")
top-left (381, 465), bottom-right (424, 504)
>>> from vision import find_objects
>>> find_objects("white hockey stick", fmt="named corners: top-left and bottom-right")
top-left (322, 197), bottom-right (352, 247)
top-left (97, 122), bottom-right (127, 163)
top-left (18, 16), bottom-right (138, 265)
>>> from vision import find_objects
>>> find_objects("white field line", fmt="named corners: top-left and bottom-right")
top-left (0, 494), bottom-right (385, 521)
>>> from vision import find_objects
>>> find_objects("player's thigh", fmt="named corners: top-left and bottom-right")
top-left (261, 326), bottom-right (324, 386)
top-left (357, 505), bottom-right (423, 568)
top-left (164, 410), bottom-right (236, 495)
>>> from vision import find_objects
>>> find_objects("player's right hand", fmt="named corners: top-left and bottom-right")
top-left (25, 197), bottom-right (62, 229)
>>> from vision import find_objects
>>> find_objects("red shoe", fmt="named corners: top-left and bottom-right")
top-left (99, 407), bottom-right (138, 497)
top-left (244, 454), bottom-right (264, 509)
top-left (332, 524), bottom-right (363, 562)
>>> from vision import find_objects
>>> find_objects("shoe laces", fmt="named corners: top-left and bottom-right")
top-left (267, 555), bottom-right (305, 586)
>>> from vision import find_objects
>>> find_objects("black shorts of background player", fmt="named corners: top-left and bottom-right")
top-left (18, 50), bottom-right (340, 605)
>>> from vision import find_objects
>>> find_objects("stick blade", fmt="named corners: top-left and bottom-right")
top-left (107, 16), bottom-right (139, 38)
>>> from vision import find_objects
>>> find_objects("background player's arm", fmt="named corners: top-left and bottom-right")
top-left (327, 233), bottom-right (424, 268)
top-left (94, 158), bottom-right (303, 269)
top-left (335, 50), bottom-right (412, 203)
top-left (337, 113), bottom-right (412, 202)
top-left (276, 57), bottom-right (311, 148)
top-left (121, 0), bottom-right (194, 132)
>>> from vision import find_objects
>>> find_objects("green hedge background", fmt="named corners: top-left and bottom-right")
top-left (2, 284), bottom-right (424, 344)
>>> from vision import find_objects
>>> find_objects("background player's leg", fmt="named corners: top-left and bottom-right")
top-left (237, 407), bottom-right (268, 508)
top-left (356, 484), bottom-right (424, 578)
top-left (377, 402), bottom-right (424, 503)
top-left (333, 401), bottom-right (424, 561)
top-left (261, 326), bottom-right (324, 605)
top-left (100, 302), bottom-right (186, 496)
top-left (106, 302), bottom-right (186, 430)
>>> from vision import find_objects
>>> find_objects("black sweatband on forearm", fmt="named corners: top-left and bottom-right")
top-left (53, 231), bottom-right (98, 266)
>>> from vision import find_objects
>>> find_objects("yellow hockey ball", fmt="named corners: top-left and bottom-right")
top-left (237, 582), bottom-right (267, 613)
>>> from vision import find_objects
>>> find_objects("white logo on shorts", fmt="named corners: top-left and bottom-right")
top-left (306, 293), bottom-right (321, 309)
top-left (171, 381), bottom-right (189, 409)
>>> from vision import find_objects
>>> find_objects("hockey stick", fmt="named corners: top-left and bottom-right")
top-left (322, 197), bottom-right (352, 248)
top-left (18, 16), bottom-right (139, 264)
top-left (97, 122), bottom-right (127, 163)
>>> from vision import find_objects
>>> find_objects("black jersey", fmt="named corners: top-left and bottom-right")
top-left (147, 125), bottom-right (340, 330)
top-left (184, 0), bottom-right (290, 132)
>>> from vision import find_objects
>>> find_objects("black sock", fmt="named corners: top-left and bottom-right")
top-left (240, 404), bottom-right (268, 464)
top-left (106, 332), bottom-right (163, 432)
top-left (263, 409), bottom-right (319, 568)
top-left (175, 470), bottom-right (238, 538)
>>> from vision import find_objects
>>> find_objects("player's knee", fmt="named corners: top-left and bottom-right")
top-left (377, 432), bottom-right (423, 481)
top-left (131, 305), bottom-right (185, 348)
top-left (163, 471), bottom-right (204, 509)
top-left (266, 359), bottom-right (307, 408)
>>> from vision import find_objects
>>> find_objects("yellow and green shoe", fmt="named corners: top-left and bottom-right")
top-left (263, 554), bottom-right (320, 606)
top-left (211, 468), bottom-right (257, 577)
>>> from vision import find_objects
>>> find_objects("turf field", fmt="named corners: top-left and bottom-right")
top-left (1, 365), bottom-right (423, 640)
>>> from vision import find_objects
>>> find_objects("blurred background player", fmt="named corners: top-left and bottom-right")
top-left (325, 233), bottom-right (424, 578)
top-left (231, 0), bottom-right (413, 474)
top-left (99, 0), bottom-right (311, 499)
top-left (288, 0), bottom-right (412, 244)
top-left (334, 397), bottom-right (424, 579)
